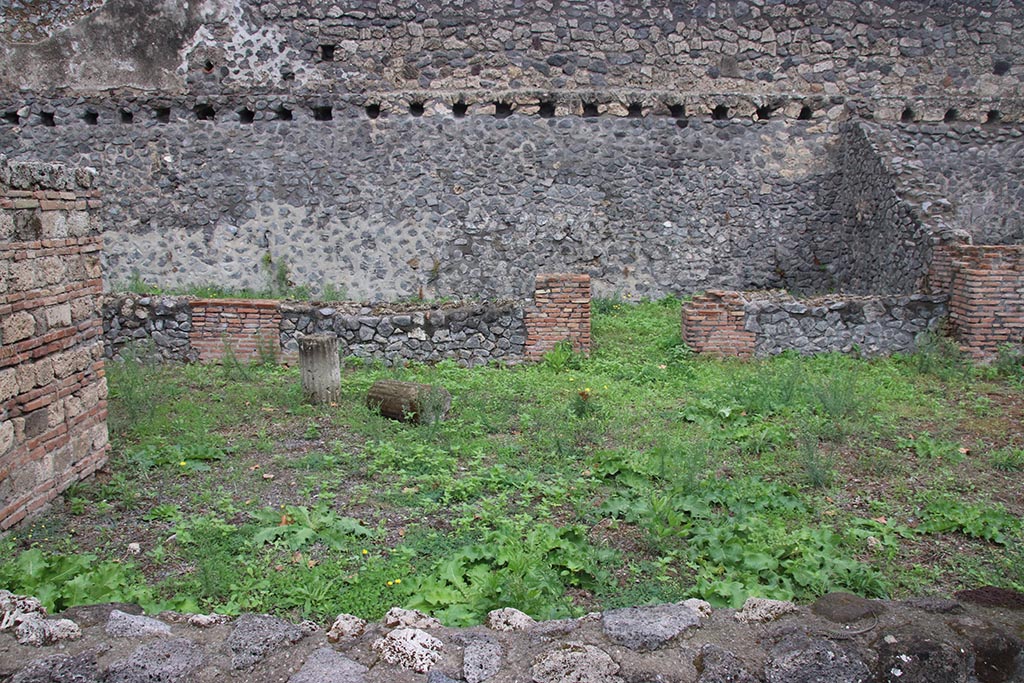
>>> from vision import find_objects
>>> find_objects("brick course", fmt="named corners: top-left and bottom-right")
top-left (524, 274), bottom-right (592, 361)
top-left (1, 156), bottom-right (108, 530)
top-left (189, 298), bottom-right (282, 363)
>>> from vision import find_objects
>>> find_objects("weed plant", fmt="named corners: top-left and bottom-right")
top-left (2, 298), bottom-right (1021, 625)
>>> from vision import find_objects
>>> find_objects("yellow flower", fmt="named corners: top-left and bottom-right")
top-left (361, 549), bottom-right (369, 555)
top-left (386, 580), bottom-right (394, 587)
top-left (179, 461), bottom-right (187, 467)
top-left (394, 578), bottom-right (401, 584)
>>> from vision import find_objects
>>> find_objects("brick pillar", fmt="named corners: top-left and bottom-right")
top-left (680, 290), bottom-right (755, 358)
top-left (190, 299), bottom-right (282, 363)
top-left (524, 273), bottom-right (591, 361)
top-left (1, 157), bottom-right (109, 530)
top-left (947, 246), bottom-right (1024, 360)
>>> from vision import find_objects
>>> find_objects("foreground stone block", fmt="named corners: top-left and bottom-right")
top-left (372, 627), bottom-right (444, 673)
top-left (765, 633), bottom-right (870, 683)
top-left (602, 603), bottom-right (702, 651)
top-left (227, 614), bottom-right (306, 670)
top-left (289, 646), bottom-right (368, 683)
top-left (531, 642), bottom-right (622, 683)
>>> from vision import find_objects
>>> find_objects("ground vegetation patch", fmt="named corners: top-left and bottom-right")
top-left (1, 299), bottom-right (1021, 626)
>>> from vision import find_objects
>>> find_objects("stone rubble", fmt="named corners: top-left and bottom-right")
top-left (0, 592), bottom-right (1020, 683)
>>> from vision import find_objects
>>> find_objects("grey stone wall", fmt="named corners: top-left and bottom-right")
top-left (1, 113), bottom-right (838, 300)
top-left (1, 1), bottom-right (1022, 301)
top-left (2, 1), bottom-right (1021, 109)
top-left (280, 301), bottom-right (526, 367)
top-left (102, 295), bottom-right (197, 363)
top-left (782, 121), bottom-right (1024, 297)
top-left (869, 122), bottom-right (1024, 246)
top-left (782, 122), bottom-right (934, 296)
top-left (745, 292), bottom-right (948, 357)
top-left (0, 0), bottom-right (103, 43)
top-left (102, 295), bottom-right (527, 367)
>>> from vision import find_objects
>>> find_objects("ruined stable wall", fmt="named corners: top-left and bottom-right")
top-left (0, 157), bottom-right (108, 530)
top-left (0, 1), bottom-right (1022, 300)
top-left (102, 274), bottom-right (590, 367)
top-left (681, 290), bottom-right (948, 358)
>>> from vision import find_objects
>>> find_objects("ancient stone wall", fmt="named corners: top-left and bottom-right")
top-left (101, 295), bottom-right (196, 363)
top-left (785, 122), bottom-right (932, 295)
top-left (745, 293), bottom-right (948, 357)
top-left (0, 109), bottom-right (840, 300)
top-left (2, 0), bottom-right (1022, 107)
top-left (0, 156), bottom-right (108, 530)
top-left (682, 290), bottom-right (947, 358)
top-left (0, 1), bottom-right (1021, 301)
top-left (280, 300), bottom-right (526, 367)
top-left (2, 594), bottom-right (1023, 683)
top-left (869, 122), bottom-right (1024, 247)
top-left (102, 274), bottom-right (587, 367)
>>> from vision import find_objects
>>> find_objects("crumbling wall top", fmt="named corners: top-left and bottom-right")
top-left (0, 154), bottom-right (95, 193)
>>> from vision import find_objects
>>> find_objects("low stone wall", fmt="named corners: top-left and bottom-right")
top-left (746, 293), bottom-right (949, 358)
top-left (101, 296), bottom-right (195, 363)
top-left (280, 301), bottom-right (526, 367)
top-left (0, 156), bottom-right (108, 530)
top-left (682, 290), bottom-right (948, 358)
top-left (102, 274), bottom-right (587, 367)
top-left (2, 593), bottom-right (1022, 683)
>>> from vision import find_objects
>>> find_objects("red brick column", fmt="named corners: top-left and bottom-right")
top-left (524, 274), bottom-right (591, 361)
top-left (1, 161), bottom-right (108, 529)
top-left (947, 246), bottom-right (1024, 360)
top-left (680, 290), bottom-right (755, 358)
top-left (189, 299), bottom-right (282, 363)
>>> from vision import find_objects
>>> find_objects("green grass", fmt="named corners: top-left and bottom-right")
top-left (3, 299), bottom-right (1022, 625)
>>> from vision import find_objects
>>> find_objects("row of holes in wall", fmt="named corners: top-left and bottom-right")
top-left (0, 104), bottom-right (1007, 127)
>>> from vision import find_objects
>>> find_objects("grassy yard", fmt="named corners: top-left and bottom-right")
top-left (2, 298), bottom-right (1022, 626)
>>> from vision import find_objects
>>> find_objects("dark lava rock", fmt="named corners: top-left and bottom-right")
top-left (427, 672), bottom-right (463, 683)
top-left (11, 652), bottom-right (99, 683)
top-left (965, 627), bottom-right (1024, 683)
top-left (765, 633), bottom-right (870, 683)
top-left (227, 613), bottom-right (306, 670)
top-left (901, 596), bottom-right (963, 614)
top-left (873, 631), bottom-right (970, 683)
top-left (103, 638), bottom-right (203, 683)
top-left (695, 644), bottom-right (759, 683)
top-left (288, 646), bottom-right (368, 683)
top-left (812, 592), bottom-right (884, 623)
top-left (58, 602), bottom-right (143, 627)
top-left (956, 586), bottom-right (1024, 610)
